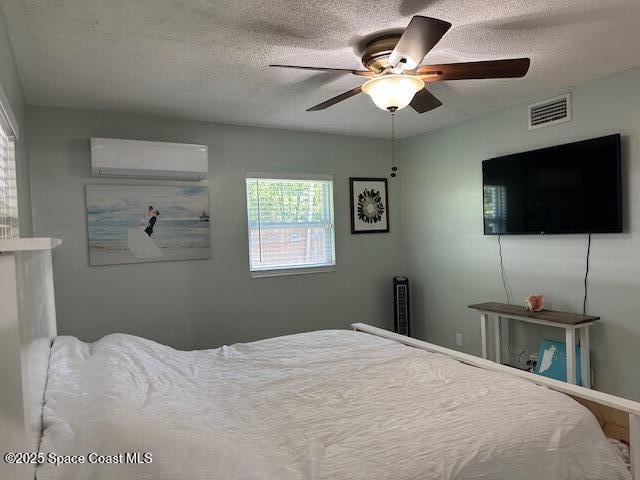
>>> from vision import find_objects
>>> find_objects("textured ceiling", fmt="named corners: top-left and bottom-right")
top-left (2, 0), bottom-right (640, 138)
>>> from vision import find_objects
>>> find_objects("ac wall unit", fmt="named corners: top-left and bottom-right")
top-left (91, 138), bottom-right (208, 180)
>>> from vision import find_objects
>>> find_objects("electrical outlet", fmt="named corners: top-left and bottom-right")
top-left (456, 333), bottom-right (463, 346)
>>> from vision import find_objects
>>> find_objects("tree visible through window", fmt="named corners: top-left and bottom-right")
top-left (246, 176), bottom-right (335, 275)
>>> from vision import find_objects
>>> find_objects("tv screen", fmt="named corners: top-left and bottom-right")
top-left (482, 134), bottom-right (622, 235)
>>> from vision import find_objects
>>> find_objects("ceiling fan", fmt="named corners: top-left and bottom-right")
top-left (270, 16), bottom-right (530, 114)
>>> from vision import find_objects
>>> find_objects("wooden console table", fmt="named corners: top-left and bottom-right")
top-left (468, 302), bottom-right (599, 387)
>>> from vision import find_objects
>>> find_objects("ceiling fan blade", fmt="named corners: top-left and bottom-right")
top-left (270, 64), bottom-right (374, 77)
top-left (389, 16), bottom-right (451, 70)
top-left (410, 88), bottom-right (442, 113)
top-left (417, 58), bottom-right (530, 81)
top-left (307, 86), bottom-right (363, 111)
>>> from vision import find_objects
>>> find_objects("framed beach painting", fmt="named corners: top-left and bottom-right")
top-left (86, 184), bottom-right (211, 266)
top-left (349, 177), bottom-right (389, 233)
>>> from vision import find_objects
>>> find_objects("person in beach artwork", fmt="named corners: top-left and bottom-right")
top-left (127, 206), bottom-right (162, 258)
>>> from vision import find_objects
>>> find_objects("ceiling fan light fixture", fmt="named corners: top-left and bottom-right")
top-left (362, 74), bottom-right (425, 112)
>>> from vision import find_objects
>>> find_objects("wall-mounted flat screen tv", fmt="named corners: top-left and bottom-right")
top-left (483, 134), bottom-right (622, 235)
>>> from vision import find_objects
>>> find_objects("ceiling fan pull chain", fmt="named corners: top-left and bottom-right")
top-left (390, 113), bottom-right (398, 178)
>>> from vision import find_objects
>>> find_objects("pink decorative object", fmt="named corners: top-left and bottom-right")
top-left (524, 294), bottom-right (545, 312)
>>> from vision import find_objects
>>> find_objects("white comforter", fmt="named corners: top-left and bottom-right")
top-left (38, 329), bottom-right (630, 480)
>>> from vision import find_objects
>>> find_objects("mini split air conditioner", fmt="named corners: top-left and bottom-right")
top-left (91, 137), bottom-right (208, 180)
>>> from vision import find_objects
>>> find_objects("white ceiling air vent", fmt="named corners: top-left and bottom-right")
top-left (528, 94), bottom-right (571, 130)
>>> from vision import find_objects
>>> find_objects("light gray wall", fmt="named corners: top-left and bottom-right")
top-left (400, 66), bottom-right (640, 400)
top-left (27, 106), bottom-right (401, 349)
top-left (0, 6), bottom-right (31, 236)
top-left (24, 53), bottom-right (640, 399)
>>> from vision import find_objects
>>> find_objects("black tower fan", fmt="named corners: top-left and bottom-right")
top-left (393, 276), bottom-right (410, 336)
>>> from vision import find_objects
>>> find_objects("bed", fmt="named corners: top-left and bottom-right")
top-left (2, 238), bottom-right (639, 480)
top-left (36, 328), bottom-right (629, 480)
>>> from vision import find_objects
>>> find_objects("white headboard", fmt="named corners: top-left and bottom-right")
top-left (0, 238), bottom-right (61, 480)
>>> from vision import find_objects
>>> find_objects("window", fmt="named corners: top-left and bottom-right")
top-left (483, 185), bottom-right (507, 234)
top-left (0, 120), bottom-right (18, 239)
top-left (246, 174), bottom-right (335, 277)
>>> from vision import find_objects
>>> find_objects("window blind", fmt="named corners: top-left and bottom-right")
top-left (0, 124), bottom-right (18, 239)
top-left (483, 185), bottom-right (507, 234)
top-left (246, 176), bottom-right (335, 275)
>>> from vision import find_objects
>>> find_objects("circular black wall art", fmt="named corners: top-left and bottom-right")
top-left (357, 188), bottom-right (385, 223)
top-left (349, 178), bottom-right (389, 233)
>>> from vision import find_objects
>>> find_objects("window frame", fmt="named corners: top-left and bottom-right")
top-left (245, 172), bottom-right (336, 278)
top-left (0, 80), bottom-right (19, 240)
